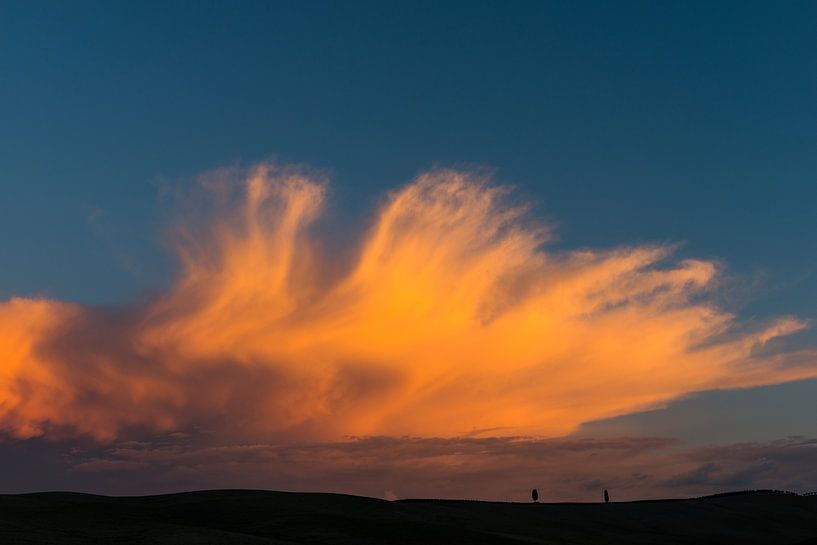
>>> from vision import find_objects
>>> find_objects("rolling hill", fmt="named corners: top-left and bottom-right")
top-left (1, 489), bottom-right (816, 544)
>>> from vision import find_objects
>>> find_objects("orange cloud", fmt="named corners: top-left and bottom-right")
top-left (1, 164), bottom-right (815, 441)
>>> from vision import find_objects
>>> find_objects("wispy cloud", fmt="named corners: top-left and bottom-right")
top-left (0, 164), bottom-right (815, 443)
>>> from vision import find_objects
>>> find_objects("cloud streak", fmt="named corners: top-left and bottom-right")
top-left (0, 164), bottom-right (815, 443)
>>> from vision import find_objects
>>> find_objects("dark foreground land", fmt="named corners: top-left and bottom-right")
top-left (2, 490), bottom-right (817, 544)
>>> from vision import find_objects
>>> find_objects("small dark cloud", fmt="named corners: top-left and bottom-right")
top-left (665, 463), bottom-right (719, 487)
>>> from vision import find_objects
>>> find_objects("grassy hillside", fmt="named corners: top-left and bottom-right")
top-left (1, 489), bottom-right (816, 544)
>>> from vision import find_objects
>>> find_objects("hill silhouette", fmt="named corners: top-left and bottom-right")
top-left (1, 489), bottom-right (816, 544)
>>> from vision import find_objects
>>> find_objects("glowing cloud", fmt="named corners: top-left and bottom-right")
top-left (1, 164), bottom-right (815, 442)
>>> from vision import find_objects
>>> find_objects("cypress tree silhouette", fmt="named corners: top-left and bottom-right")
top-left (604, 489), bottom-right (610, 503)
top-left (532, 489), bottom-right (539, 503)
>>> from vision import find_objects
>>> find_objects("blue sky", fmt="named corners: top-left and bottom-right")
top-left (1, 1), bottom-right (816, 497)
top-left (3, 1), bottom-right (815, 311)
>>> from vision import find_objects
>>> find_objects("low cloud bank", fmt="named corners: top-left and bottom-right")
top-left (54, 434), bottom-right (817, 501)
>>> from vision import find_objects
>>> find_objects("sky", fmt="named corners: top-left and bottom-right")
top-left (1, 1), bottom-right (816, 501)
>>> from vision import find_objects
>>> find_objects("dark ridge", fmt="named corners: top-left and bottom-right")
top-left (1, 489), bottom-right (817, 544)
top-left (399, 488), bottom-right (803, 505)
top-left (695, 489), bottom-right (800, 499)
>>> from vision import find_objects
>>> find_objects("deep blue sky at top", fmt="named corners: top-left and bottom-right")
top-left (2, 1), bottom-right (816, 320)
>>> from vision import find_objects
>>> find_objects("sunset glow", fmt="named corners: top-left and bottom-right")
top-left (2, 165), bottom-right (814, 443)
